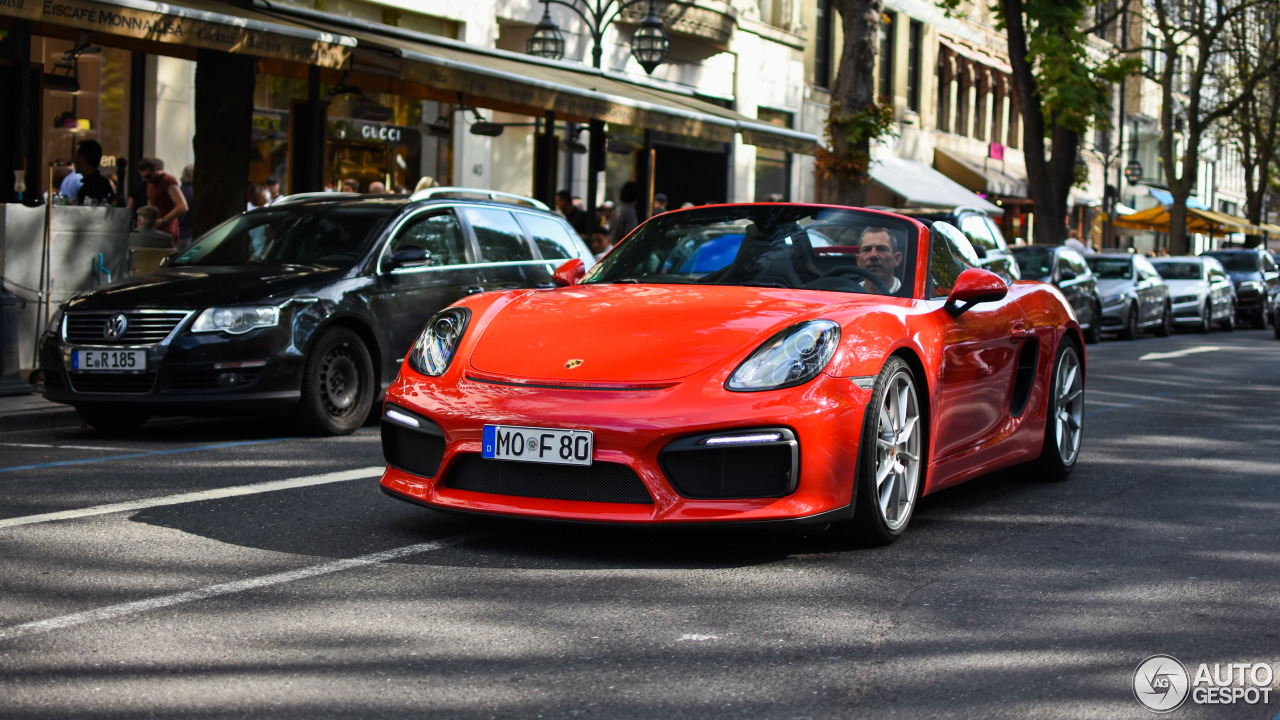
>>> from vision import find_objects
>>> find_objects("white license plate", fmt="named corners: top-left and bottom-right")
top-left (72, 349), bottom-right (147, 372)
top-left (482, 424), bottom-right (593, 466)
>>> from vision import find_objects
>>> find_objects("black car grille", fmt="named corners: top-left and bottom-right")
top-left (443, 454), bottom-right (653, 504)
top-left (168, 368), bottom-right (264, 391)
top-left (67, 372), bottom-right (158, 394)
top-left (660, 432), bottom-right (797, 499)
top-left (64, 310), bottom-right (190, 345)
top-left (382, 409), bottom-right (447, 478)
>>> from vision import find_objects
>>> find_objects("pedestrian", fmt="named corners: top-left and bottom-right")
top-left (72, 140), bottom-right (115, 206)
top-left (178, 165), bottom-right (195, 243)
top-left (131, 206), bottom-right (176, 248)
top-left (247, 182), bottom-right (269, 211)
top-left (598, 200), bottom-right (615, 233)
top-left (610, 181), bottom-right (640, 245)
top-left (555, 189), bottom-right (590, 241)
top-left (137, 157), bottom-right (188, 245)
top-left (264, 175), bottom-right (281, 203)
top-left (59, 162), bottom-right (82, 200)
top-left (341, 178), bottom-right (360, 193)
top-left (651, 192), bottom-right (668, 216)
top-left (368, 180), bottom-right (386, 194)
top-left (588, 225), bottom-right (613, 260)
top-left (413, 176), bottom-right (438, 193)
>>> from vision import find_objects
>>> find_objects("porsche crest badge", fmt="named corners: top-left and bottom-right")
top-left (565, 359), bottom-right (584, 369)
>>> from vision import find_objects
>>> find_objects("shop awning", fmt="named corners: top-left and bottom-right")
top-left (869, 153), bottom-right (1004, 215)
top-left (4, 0), bottom-right (354, 67)
top-left (1114, 203), bottom-right (1266, 236)
top-left (253, 1), bottom-right (818, 154)
top-left (934, 147), bottom-right (1027, 198)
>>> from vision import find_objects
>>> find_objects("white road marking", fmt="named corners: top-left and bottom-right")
top-left (0, 442), bottom-right (130, 451)
top-left (1139, 346), bottom-right (1222, 361)
top-left (0, 466), bottom-right (385, 529)
top-left (0, 534), bottom-right (480, 642)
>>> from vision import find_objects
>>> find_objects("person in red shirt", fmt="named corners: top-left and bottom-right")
top-left (137, 157), bottom-right (188, 245)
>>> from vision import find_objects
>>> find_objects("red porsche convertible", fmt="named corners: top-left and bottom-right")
top-left (379, 204), bottom-right (1085, 544)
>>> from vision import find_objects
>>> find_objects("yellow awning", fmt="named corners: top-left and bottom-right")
top-left (1114, 204), bottom-right (1267, 236)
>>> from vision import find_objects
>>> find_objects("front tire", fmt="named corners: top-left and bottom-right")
top-left (1197, 302), bottom-right (1211, 334)
top-left (1119, 304), bottom-right (1139, 340)
top-left (1220, 302), bottom-right (1236, 331)
top-left (293, 327), bottom-right (374, 436)
top-left (1153, 303), bottom-right (1172, 337)
top-left (1084, 302), bottom-right (1103, 344)
top-left (1031, 341), bottom-right (1084, 481)
top-left (848, 357), bottom-right (923, 546)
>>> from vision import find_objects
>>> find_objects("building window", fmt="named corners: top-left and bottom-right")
top-left (754, 108), bottom-right (792, 202)
top-left (814, 0), bottom-right (833, 89)
top-left (936, 52), bottom-right (951, 133)
top-left (907, 20), bottom-right (923, 112)
top-left (879, 13), bottom-right (895, 100)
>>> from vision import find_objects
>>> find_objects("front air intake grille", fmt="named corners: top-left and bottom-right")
top-left (67, 372), bottom-right (158, 394)
top-left (168, 368), bottom-right (264, 391)
top-left (64, 310), bottom-right (190, 345)
top-left (443, 454), bottom-right (653, 504)
top-left (381, 408), bottom-right (447, 478)
top-left (660, 429), bottom-right (798, 499)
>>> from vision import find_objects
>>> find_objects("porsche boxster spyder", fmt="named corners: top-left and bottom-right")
top-left (379, 204), bottom-right (1086, 544)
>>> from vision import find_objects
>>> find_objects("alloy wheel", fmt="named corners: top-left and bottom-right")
top-left (1051, 346), bottom-right (1084, 466)
top-left (872, 370), bottom-right (921, 531)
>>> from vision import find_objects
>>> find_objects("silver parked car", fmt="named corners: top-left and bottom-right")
top-left (1085, 253), bottom-right (1171, 339)
top-left (1150, 256), bottom-right (1236, 332)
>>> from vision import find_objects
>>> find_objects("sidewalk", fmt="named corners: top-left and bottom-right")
top-left (0, 385), bottom-right (82, 432)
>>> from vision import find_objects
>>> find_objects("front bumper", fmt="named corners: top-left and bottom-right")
top-left (379, 369), bottom-right (872, 524)
top-left (1169, 295), bottom-right (1205, 325)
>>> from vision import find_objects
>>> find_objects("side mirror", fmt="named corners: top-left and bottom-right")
top-left (383, 247), bottom-right (430, 271)
top-left (945, 268), bottom-right (1007, 317)
top-left (1059, 268), bottom-right (1078, 281)
top-left (971, 244), bottom-right (988, 259)
top-left (553, 258), bottom-right (586, 287)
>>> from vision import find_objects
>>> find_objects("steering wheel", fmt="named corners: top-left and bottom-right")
top-left (818, 264), bottom-right (891, 294)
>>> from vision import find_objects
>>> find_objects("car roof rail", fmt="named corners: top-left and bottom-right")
top-left (272, 192), bottom-right (357, 205)
top-left (410, 186), bottom-right (550, 211)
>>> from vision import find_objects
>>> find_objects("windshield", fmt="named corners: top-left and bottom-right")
top-left (171, 205), bottom-right (396, 267)
top-left (1086, 256), bottom-right (1134, 279)
top-left (1152, 261), bottom-right (1202, 280)
top-left (1012, 248), bottom-right (1053, 281)
top-left (581, 205), bottom-right (919, 296)
top-left (1204, 252), bottom-right (1260, 273)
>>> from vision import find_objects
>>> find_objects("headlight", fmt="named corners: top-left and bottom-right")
top-left (407, 307), bottom-right (471, 377)
top-left (1238, 281), bottom-right (1263, 293)
top-left (727, 320), bottom-right (840, 392)
top-left (191, 306), bottom-right (279, 334)
top-left (1102, 293), bottom-right (1124, 304)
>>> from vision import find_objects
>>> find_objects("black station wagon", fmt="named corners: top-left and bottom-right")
top-left (39, 189), bottom-right (595, 434)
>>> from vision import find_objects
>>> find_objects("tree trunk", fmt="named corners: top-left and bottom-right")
top-left (194, 49), bottom-right (255, 238)
top-left (825, 0), bottom-right (883, 207)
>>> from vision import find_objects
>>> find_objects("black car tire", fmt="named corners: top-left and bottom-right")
top-left (1221, 303), bottom-right (1236, 331)
top-left (845, 356), bottom-right (923, 547)
top-left (1154, 303), bottom-right (1172, 337)
top-left (1084, 302), bottom-right (1103, 344)
top-left (1197, 303), bottom-right (1211, 334)
top-left (1119, 304), bottom-right (1139, 340)
top-left (75, 405), bottom-right (149, 432)
top-left (1274, 310), bottom-right (1280, 339)
top-left (293, 327), bottom-right (374, 436)
top-left (1252, 307), bottom-right (1267, 330)
top-left (1029, 341), bottom-right (1083, 482)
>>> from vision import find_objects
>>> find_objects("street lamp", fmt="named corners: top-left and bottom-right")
top-left (1124, 159), bottom-right (1143, 185)
top-left (526, 0), bottom-right (670, 74)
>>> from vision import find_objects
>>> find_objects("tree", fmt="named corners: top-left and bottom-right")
top-left (1145, 0), bottom-right (1280, 254)
top-left (815, 0), bottom-right (895, 207)
top-left (940, 0), bottom-right (1135, 245)
top-left (1217, 3), bottom-right (1280, 241)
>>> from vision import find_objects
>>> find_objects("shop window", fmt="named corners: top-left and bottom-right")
top-left (754, 109), bottom-right (792, 202)
top-left (464, 207), bottom-right (535, 262)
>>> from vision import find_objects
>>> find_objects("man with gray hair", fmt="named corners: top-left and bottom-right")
top-left (856, 226), bottom-right (902, 294)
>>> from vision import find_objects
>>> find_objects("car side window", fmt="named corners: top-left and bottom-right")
top-left (959, 214), bottom-right (998, 252)
top-left (1263, 254), bottom-right (1277, 273)
top-left (463, 207), bottom-right (535, 262)
top-left (389, 212), bottom-right (466, 266)
top-left (519, 212), bottom-right (581, 261)
top-left (928, 222), bottom-right (978, 298)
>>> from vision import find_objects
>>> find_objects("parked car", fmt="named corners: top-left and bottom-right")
top-left (39, 188), bottom-right (596, 435)
top-left (380, 203), bottom-right (1086, 545)
top-left (1011, 245), bottom-right (1103, 343)
top-left (1200, 248), bottom-right (1279, 328)
top-left (892, 206), bottom-right (1021, 281)
top-left (1149, 256), bottom-right (1236, 332)
top-left (1085, 253), bottom-right (1171, 339)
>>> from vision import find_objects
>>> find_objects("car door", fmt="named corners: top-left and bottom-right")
top-left (927, 222), bottom-right (1027, 460)
top-left (367, 208), bottom-right (483, 365)
top-left (458, 205), bottom-right (555, 292)
top-left (1261, 252), bottom-right (1280, 312)
top-left (1206, 262), bottom-right (1232, 319)
top-left (1133, 256), bottom-right (1166, 325)
top-left (1054, 248), bottom-right (1091, 322)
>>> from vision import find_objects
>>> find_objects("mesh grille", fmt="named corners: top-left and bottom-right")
top-left (661, 445), bottom-right (794, 499)
top-left (67, 372), bottom-right (158, 394)
top-left (382, 419), bottom-right (447, 478)
top-left (444, 454), bottom-right (653, 504)
top-left (65, 311), bottom-right (190, 345)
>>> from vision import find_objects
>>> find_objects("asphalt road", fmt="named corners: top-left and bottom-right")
top-left (1, 328), bottom-right (1278, 719)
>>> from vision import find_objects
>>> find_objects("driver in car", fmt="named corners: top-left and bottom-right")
top-left (857, 227), bottom-right (902, 294)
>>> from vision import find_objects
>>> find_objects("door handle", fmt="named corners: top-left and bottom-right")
top-left (1009, 321), bottom-right (1032, 339)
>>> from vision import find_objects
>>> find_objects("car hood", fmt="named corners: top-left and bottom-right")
top-left (1225, 270), bottom-right (1263, 284)
top-left (468, 284), bottom-right (849, 382)
top-left (1162, 279), bottom-right (1207, 295)
top-left (64, 265), bottom-right (349, 311)
top-left (1096, 278), bottom-right (1138, 296)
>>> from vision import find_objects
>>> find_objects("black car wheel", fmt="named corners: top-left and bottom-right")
top-left (1154, 303), bottom-right (1172, 337)
top-left (845, 356), bottom-right (923, 547)
top-left (293, 327), bottom-right (374, 436)
top-left (1084, 302), bottom-right (1103, 344)
top-left (1252, 306), bottom-right (1268, 330)
top-left (75, 405), bottom-right (149, 432)
top-left (1119, 304), bottom-right (1139, 340)
top-left (1197, 303), bottom-right (1211, 334)
top-left (1220, 302), bottom-right (1236, 331)
top-left (1029, 341), bottom-right (1083, 482)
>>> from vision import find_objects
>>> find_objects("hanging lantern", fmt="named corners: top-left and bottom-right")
top-left (527, 5), bottom-right (566, 60)
top-left (630, 1), bottom-right (669, 75)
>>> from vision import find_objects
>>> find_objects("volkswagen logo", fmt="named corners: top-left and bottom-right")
top-left (103, 314), bottom-right (129, 341)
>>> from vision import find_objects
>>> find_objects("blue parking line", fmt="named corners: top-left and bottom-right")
top-left (0, 438), bottom-right (293, 473)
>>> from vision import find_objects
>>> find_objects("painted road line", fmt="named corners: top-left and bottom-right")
top-left (0, 442), bottom-right (133, 451)
top-left (0, 438), bottom-right (296, 474)
top-left (0, 534), bottom-right (481, 642)
top-left (0, 466), bottom-right (385, 530)
top-left (1139, 346), bottom-right (1222, 361)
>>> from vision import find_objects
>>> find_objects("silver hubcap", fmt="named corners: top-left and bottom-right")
top-left (1052, 348), bottom-right (1084, 465)
top-left (873, 371), bottom-right (921, 531)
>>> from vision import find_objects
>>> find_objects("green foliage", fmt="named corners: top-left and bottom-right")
top-left (815, 102), bottom-right (898, 182)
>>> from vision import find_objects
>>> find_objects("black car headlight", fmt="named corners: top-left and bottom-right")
top-left (407, 307), bottom-right (471, 377)
top-left (727, 320), bottom-right (840, 392)
top-left (191, 306), bottom-right (280, 334)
